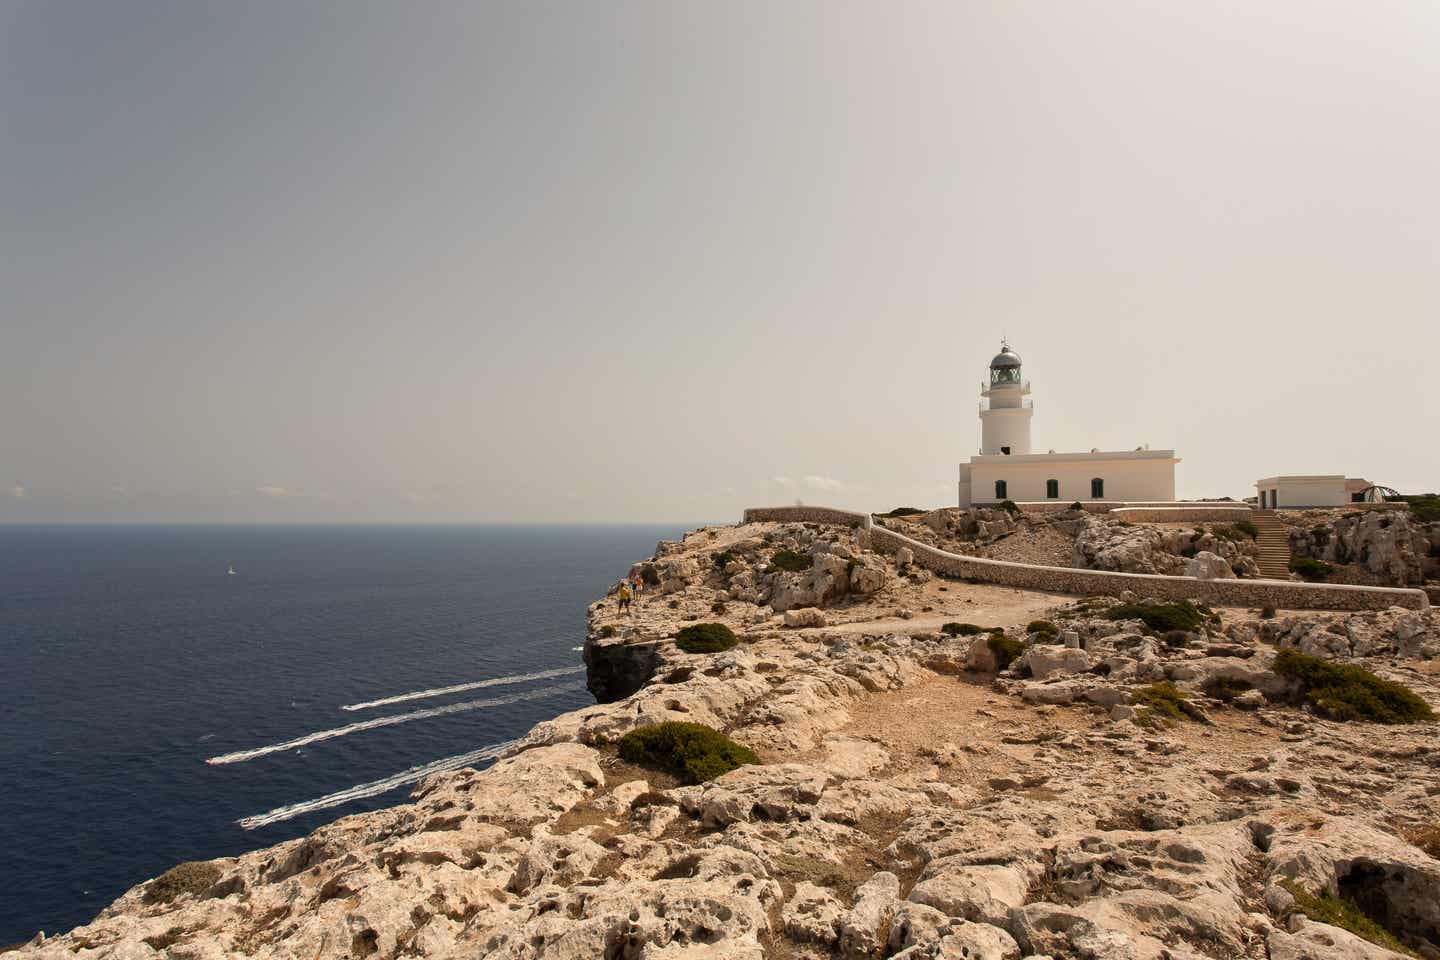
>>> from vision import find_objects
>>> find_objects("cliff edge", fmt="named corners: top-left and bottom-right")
top-left (12, 519), bottom-right (1440, 960)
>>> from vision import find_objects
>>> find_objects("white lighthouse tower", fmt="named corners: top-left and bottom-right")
top-left (978, 341), bottom-right (1032, 456)
top-left (959, 338), bottom-right (1179, 507)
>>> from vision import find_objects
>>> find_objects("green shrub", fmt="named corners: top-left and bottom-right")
top-left (598, 624), bottom-right (617, 638)
top-left (1026, 620), bottom-right (1058, 643)
top-left (1273, 649), bottom-right (1434, 724)
top-left (710, 601), bottom-right (727, 614)
top-left (674, 623), bottom-right (738, 654)
top-left (145, 861), bottom-right (221, 904)
top-left (1069, 501), bottom-right (1083, 511)
top-left (1278, 881), bottom-right (1418, 957)
top-left (879, 506), bottom-right (924, 518)
top-left (1234, 519), bottom-right (1259, 538)
top-left (1205, 677), bottom-right (1253, 701)
top-left (1401, 494), bottom-right (1440, 522)
top-left (1179, 546), bottom-right (1198, 559)
top-left (942, 622), bottom-right (985, 636)
top-left (1212, 523), bottom-right (1255, 543)
top-left (998, 499), bottom-right (1020, 516)
top-left (1103, 600), bottom-right (1208, 633)
top-left (1160, 629), bottom-right (1193, 649)
top-left (767, 549), bottom-right (811, 573)
top-left (1403, 824), bottom-right (1440, 860)
top-left (987, 632), bottom-right (1026, 670)
top-left (712, 550), bottom-right (737, 568)
top-left (1290, 556), bottom-right (1334, 582)
top-left (617, 722), bottom-right (759, 784)
top-left (1130, 681), bottom-right (1189, 722)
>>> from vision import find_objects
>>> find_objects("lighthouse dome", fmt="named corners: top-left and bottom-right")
top-left (990, 344), bottom-right (1022, 369)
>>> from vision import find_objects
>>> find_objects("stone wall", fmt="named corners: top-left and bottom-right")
top-left (741, 506), bottom-right (1428, 612)
top-left (742, 506), bottom-right (872, 529)
top-left (1108, 507), bottom-right (1255, 523)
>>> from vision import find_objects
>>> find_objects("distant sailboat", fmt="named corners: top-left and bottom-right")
top-left (227, 564), bottom-right (236, 576)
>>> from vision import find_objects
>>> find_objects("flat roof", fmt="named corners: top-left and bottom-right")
top-left (1255, 475), bottom-right (1345, 484)
top-left (969, 449), bottom-right (1179, 465)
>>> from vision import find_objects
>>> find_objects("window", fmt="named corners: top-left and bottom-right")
top-left (995, 480), bottom-right (1007, 500)
top-left (1351, 492), bottom-right (1364, 503)
top-left (1001, 446), bottom-right (1011, 455)
top-left (1091, 478), bottom-right (1104, 499)
top-left (1046, 479), bottom-right (1059, 499)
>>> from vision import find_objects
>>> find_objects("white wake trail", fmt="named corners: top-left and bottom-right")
top-left (206, 682), bottom-right (581, 765)
top-left (237, 740), bottom-right (519, 830)
top-left (340, 665), bottom-right (585, 711)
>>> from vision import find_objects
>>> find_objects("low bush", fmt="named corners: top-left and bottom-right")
top-left (1179, 545), bottom-right (1198, 559)
top-left (1278, 881), bottom-right (1418, 957)
top-left (879, 506), bottom-right (925, 518)
top-left (674, 623), bottom-right (738, 654)
top-left (1160, 629), bottom-right (1193, 649)
top-left (987, 632), bottom-right (1026, 670)
top-left (712, 550), bottom-right (737, 568)
top-left (1289, 556), bottom-right (1334, 582)
top-left (942, 622), bottom-right (985, 636)
top-left (142, 928), bottom-right (185, 951)
top-left (1204, 677), bottom-right (1253, 701)
top-left (1026, 619), bottom-right (1057, 635)
top-left (1273, 649), bottom-right (1434, 724)
top-left (998, 499), bottom-right (1021, 516)
top-left (1402, 824), bottom-right (1440, 860)
top-left (710, 601), bottom-right (727, 614)
top-left (1402, 493), bottom-right (1440, 523)
top-left (1103, 600), bottom-right (1208, 633)
top-left (1069, 501), bottom-right (1084, 511)
top-left (1211, 523), bottom-right (1256, 543)
top-left (145, 861), bottom-right (221, 904)
top-left (617, 722), bottom-right (759, 784)
top-left (1130, 681), bottom-right (1189, 722)
top-left (598, 624), bottom-right (617, 638)
top-left (767, 549), bottom-right (812, 574)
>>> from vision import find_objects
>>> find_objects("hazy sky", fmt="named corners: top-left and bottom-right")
top-left (3, 1), bottom-right (1437, 523)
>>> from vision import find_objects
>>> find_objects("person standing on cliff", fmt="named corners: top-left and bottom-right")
top-left (617, 581), bottom-right (632, 614)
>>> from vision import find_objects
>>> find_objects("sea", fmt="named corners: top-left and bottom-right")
top-left (0, 523), bottom-right (691, 945)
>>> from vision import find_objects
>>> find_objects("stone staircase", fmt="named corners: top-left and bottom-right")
top-left (1251, 510), bottom-right (1293, 579)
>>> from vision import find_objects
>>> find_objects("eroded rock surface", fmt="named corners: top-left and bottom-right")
top-left (15, 520), bottom-right (1440, 960)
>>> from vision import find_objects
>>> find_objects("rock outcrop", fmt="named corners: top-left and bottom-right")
top-left (1285, 509), bottom-right (1440, 586)
top-left (14, 520), bottom-right (1440, 960)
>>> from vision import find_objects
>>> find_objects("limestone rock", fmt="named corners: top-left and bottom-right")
top-left (1185, 550), bottom-right (1236, 580)
top-left (907, 863), bottom-right (1027, 927)
top-left (1019, 645), bottom-right (1090, 680)
top-left (783, 607), bottom-right (827, 628)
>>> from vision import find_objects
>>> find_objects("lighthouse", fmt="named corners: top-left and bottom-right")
top-left (979, 341), bottom-right (1032, 456)
top-left (958, 339), bottom-right (1179, 507)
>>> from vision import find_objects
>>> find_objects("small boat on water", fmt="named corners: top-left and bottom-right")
top-left (227, 564), bottom-right (236, 576)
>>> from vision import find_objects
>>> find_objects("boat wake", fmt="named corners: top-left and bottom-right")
top-left (206, 682), bottom-right (581, 765)
top-left (340, 664), bottom-right (585, 712)
top-left (237, 739), bottom-right (518, 829)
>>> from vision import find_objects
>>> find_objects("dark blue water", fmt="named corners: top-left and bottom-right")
top-left (0, 524), bottom-right (686, 944)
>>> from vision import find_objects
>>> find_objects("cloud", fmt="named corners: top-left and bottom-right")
top-left (771, 476), bottom-right (797, 489)
top-left (255, 485), bottom-right (291, 498)
top-left (802, 475), bottom-right (845, 493)
top-left (8, 484), bottom-right (26, 498)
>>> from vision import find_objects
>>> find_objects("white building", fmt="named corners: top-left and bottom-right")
top-left (958, 342), bottom-right (1180, 507)
top-left (1255, 475), bottom-right (1373, 510)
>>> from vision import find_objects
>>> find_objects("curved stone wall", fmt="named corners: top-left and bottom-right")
top-left (1108, 507), bottom-right (1256, 523)
top-left (741, 506), bottom-right (1428, 612)
top-left (742, 506), bottom-right (872, 529)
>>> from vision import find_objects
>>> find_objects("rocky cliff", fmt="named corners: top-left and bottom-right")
top-left (12, 520), bottom-right (1440, 960)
